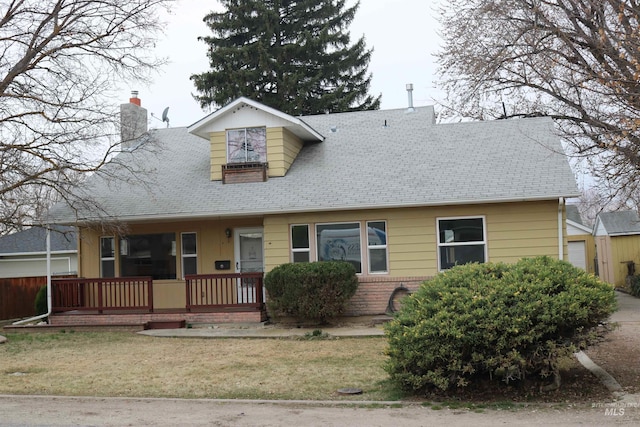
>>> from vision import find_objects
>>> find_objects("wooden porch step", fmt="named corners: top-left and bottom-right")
top-left (144, 320), bottom-right (186, 330)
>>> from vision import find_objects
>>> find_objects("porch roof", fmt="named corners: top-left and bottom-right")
top-left (49, 103), bottom-right (578, 224)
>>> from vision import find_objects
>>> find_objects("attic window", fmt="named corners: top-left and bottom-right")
top-left (227, 127), bottom-right (267, 163)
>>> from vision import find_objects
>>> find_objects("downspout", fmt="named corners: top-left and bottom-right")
top-left (13, 228), bottom-right (52, 325)
top-left (558, 197), bottom-right (564, 261)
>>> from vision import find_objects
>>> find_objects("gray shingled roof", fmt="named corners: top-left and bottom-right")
top-left (566, 205), bottom-right (584, 226)
top-left (597, 211), bottom-right (640, 235)
top-left (49, 105), bottom-right (578, 224)
top-left (0, 226), bottom-right (76, 255)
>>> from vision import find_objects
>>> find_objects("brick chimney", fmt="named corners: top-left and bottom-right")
top-left (120, 90), bottom-right (148, 149)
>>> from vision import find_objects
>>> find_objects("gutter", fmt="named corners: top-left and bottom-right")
top-left (558, 197), bottom-right (564, 261)
top-left (12, 229), bottom-right (52, 325)
top-left (52, 194), bottom-right (582, 226)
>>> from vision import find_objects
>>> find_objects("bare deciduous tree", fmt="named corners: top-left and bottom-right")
top-left (0, 0), bottom-right (173, 235)
top-left (436, 0), bottom-right (640, 207)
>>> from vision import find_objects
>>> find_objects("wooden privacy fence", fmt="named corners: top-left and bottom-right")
top-left (0, 275), bottom-right (75, 321)
top-left (0, 276), bottom-right (44, 320)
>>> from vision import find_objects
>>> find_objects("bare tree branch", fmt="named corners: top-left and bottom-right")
top-left (0, 0), bottom-right (174, 235)
top-left (436, 0), bottom-right (640, 206)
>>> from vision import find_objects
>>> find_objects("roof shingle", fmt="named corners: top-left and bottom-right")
top-left (49, 104), bottom-right (578, 223)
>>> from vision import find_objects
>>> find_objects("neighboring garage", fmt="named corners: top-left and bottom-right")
top-left (568, 240), bottom-right (587, 270)
top-left (566, 205), bottom-right (595, 273)
top-left (594, 210), bottom-right (640, 288)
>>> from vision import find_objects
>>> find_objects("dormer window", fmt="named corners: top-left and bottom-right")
top-left (227, 127), bottom-right (267, 163)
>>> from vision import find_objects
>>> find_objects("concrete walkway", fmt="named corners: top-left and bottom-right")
top-left (139, 323), bottom-right (385, 338)
top-left (140, 290), bottom-right (639, 339)
top-left (610, 289), bottom-right (640, 323)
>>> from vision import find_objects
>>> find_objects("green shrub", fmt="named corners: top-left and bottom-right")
top-left (629, 275), bottom-right (640, 297)
top-left (384, 256), bottom-right (616, 393)
top-left (264, 261), bottom-right (358, 323)
top-left (34, 285), bottom-right (48, 316)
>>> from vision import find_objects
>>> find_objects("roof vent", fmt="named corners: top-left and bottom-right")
top-left (406, 83), bottom-right (415, 112)
top-left (330, 126), bottom-right (338, 133)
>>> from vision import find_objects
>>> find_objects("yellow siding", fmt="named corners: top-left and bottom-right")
top-left (210, 131), bottom-right (226, 181)
top-left (263, 200), bottom-right (562, 277)
top-left (79, 218), bottom-right (262, 283)
top-left (282, 128), bottom-right (304, 174)
top-left (78, 228), bottom-right (101, 277)
top-left (266, 127), bottom-right (285, 177)
top-left (266, 127), bottom-right (303, 177)
top-left (79, 201), bottom-right (564, 305)
top-left (609, 235), bottom-right (640, 287)
top-left (208, 127), bottom-right (303, 180)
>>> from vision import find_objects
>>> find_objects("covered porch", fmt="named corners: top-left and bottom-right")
top-left (49, 273), bottom-right (267, 327)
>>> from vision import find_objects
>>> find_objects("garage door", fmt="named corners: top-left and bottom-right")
top-left (568, 241), bottom-right (587, 270)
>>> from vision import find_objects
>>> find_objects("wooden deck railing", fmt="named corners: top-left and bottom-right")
top-left (51, 277), bottom-right (154, 314)
top-left (185, 273), bottom-right (264, 311)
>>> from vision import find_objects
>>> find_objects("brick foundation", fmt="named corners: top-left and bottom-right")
top-left (344, 276), bottom-right (429, 316)
top-left (48, 276), bottom-right (428, 326)
top-left (50, 309), bottom-right (266, 327)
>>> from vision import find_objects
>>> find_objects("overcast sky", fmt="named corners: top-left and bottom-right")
top-left (134, 0), bottom-right (442, 128)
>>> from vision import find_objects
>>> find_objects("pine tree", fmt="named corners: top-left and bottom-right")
top-left (191, 0), bottom-right (380, 115)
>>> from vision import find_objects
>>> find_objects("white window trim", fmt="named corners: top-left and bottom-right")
top-left (181, 232), bottom-right (198, 279)
top-left (436, 215), bottom-right (488, 271)
top-left (315, 221), bottom-right (363, 274)
top-left (100, 236), bottom-right (115, 278)
top-left (289, 220), bottom-right (390, 276)
top-left (226, 127), bottom-right (267, 164)
top-left (367, 220), bottom-right (388, 274)
top-left (290, 224), bottom-right (311, 263)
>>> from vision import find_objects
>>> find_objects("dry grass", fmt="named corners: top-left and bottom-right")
top-left (0, 332), bottom-right (395, 401)
top-left (0, 329), bottom-right (619, 404)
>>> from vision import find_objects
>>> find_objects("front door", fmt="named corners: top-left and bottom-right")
top-left (234, 228), bottom-right (264, 303)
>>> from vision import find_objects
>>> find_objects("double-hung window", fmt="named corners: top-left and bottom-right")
top-left (100, 237), bottom-right (115, 278)
top-left (437, 216), bottom-right (487, 270)
top-left (291, 225), bottom-right (310, 262)
top-left (181, 232), bottom-right (197, 277)
top-left (227, 127), bottom-right (267, 163)
top-left (367, 221), bottom-right (388, 273)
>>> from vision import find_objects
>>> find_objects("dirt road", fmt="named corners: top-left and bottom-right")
top-left (1, 395), bottom-right (639, 426)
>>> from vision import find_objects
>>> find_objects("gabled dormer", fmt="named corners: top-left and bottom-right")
top-left (188, 97), bottom-right (324, 183)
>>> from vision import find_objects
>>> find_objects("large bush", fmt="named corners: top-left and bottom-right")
top-left (264, 261), bottom-right (358, 323)
top-left (384, 256), bottom-right (616, 392)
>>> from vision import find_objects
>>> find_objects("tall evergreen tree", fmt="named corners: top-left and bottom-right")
top-left (191, 0), bottom-right (380, 115)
